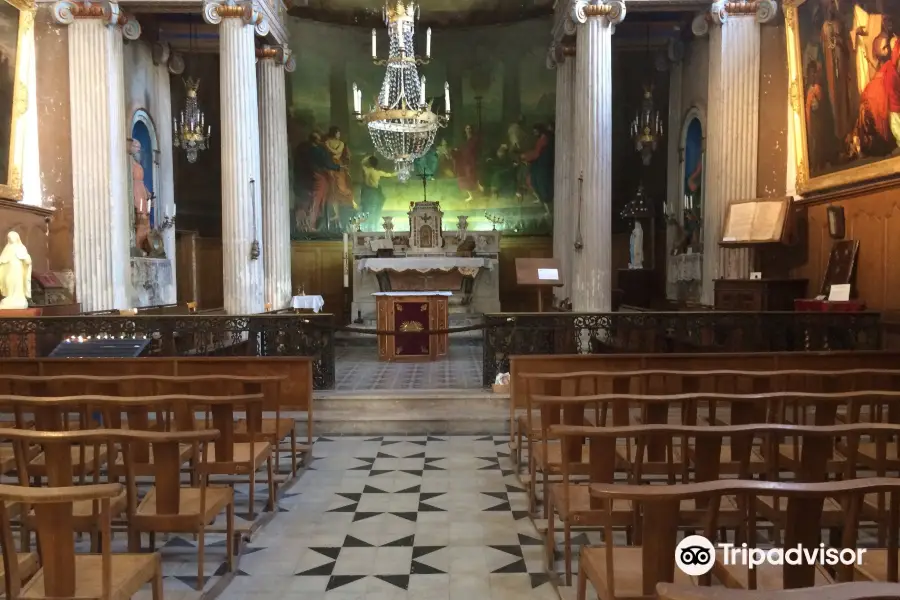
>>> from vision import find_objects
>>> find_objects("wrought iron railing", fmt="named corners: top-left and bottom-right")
top-left (0, 314), bottom-right (336, 390)
top-left (482, 311), bottom-right (883, 386)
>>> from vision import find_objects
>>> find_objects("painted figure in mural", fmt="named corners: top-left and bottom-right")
top-left (806, 61), bottom-right (837, 170)
top-left (360, 155), bottom-right (395, 226)
top-left (0, 231), bottom-right (32, 309)
top-left (819, 0), bottom-right (855, 142)
top-left (453, 124), bottom-right (483, 203)
top-left (520, 123), bottom-right (554, 214)
top-left (507, 115), bottom-right (529, 153)
top-left (307, 132), bottom-right (341, 230)
top-left (435, 139), bottom-right (455, 178)
top-left (485, 144), bottom-right (518, 202)
top-left (131, 139), bottom-right (152, 254)
top-left (853, 32), bottom-right (899, 156)
top-left (414, 144), bottom-right (438, 180)
top-left (324, 126), bottom-right (353, 226)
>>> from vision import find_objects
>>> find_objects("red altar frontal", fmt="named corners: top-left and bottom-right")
top-left (374, 292), bottom-right (450, 362)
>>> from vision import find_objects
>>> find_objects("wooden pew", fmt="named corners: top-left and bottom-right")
top-left (0, 357), bottom-right (316, 466)
top-left (579, 478), bottom-right (900, 599)
top-left (655, 582), bottom-right (900, 600)
top-left (0, 374), bottom-right (302, 478)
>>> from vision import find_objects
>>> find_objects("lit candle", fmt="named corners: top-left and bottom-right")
top-left (353, 83), bottom-right (360, 112)
top-left (147, 198), bottom-right (152, 214)
top-left (420, 76), bottom-right (426, 105)
top-left (173, 203), bottom-right (176, 216)
top-left (371, 28), bottom-right (377, 58)
top-left (444, 81), bottom-right (450, 112)
top-left (426, 27), bottom-right (431, 57)
top-left (342, 232), bottom-right (349, 287)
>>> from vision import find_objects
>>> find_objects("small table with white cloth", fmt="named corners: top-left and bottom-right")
top-left (291, 295), bottom-right (325, 313)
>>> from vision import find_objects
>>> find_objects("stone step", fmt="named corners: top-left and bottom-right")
top-left (302, 389), bottom-right (509, 436)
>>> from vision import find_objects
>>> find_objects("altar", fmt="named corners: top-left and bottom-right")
top-left (351, 201), bottom-right (501, 320)
top-left (375, 291), bottom-right (450, 362)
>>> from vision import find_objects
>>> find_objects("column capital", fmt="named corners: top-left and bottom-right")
top-left (151, 41), bottom-right (185, 74)
top-left (256, 44), bottom-right (295, 72)
top-left (52, 0), bottom-right (141, 39)
top-left (202, 0), bottom-right (269, 36)
top-left (546, 42), bottom-right (575, 69)
top-left (571, 0), bottom-right (625, 29)
top-left (702, 0), bottom-right (777, 29)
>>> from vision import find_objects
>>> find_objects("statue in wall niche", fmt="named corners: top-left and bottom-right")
top-left (131, 139), bottom-right (152, 256)
top-left (0, 232), bottom-right (33, 309)
top-left (629, 221), bottom-right (644, 270)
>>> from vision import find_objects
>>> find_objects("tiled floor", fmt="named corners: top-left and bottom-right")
top-left (218, 435), bottom-right (558, 600)
top-left (334, 342), bottom-right (484, 390)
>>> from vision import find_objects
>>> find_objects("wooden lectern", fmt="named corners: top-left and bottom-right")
top-left (515, 258), bottom-right (563, 312)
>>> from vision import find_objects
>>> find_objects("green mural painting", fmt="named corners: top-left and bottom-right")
top-left (286, 17), bottom-right (556, 239)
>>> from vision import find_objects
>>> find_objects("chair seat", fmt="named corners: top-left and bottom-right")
top-left (518, 410), bottom-right (597, 438)
top-left (0, 445), bottom-right (16, 475)
top-left (135, 486), bottom-right (233, 526)
top-left (615, 446), bottom-right (685, 474)
top-left (684, 445), bottom-right (766, 475)
top-left (111, 443), bottom-right (194, 475)
top-left (532, 441), bottom-right (591, 474)
top-left (29, 445), bottom-right (107, 475)
top-left (0, 552), bottom-right (38, 591)
top-left (207, 442), bottom-right (270, 472)
top-left (25, 488), bottom-right (128, 528)
top-left (21, 554), bottom-right (158, 600)
top-left (855, 442), bottom-right (900, 469)
top-left (755, 495), bottom-right (846, 526)
top-left (235, 417), bottom-right (295, 441)
top-left (853, 549), bottom-right (899, 582)
top-left (777, 443), bottom-right (845, 472)
top-left (548, 484), bottom-right (633, 525)
top-left (581, 546), bottom-right (695, 600)
top-left (713, 550), bottom-right (833, 590)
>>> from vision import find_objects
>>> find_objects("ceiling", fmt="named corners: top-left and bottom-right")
top-left (287, 0), bottom-right (554, 27)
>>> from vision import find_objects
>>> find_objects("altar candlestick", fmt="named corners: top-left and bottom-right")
top-left (371, 29), bottom-right (377, 58)
top-left (444, 82), bottom-right (450, 112)
top-left (342, 232), bottom-right (349, 287)
top-left (425, 27), bottom-right (431, 58)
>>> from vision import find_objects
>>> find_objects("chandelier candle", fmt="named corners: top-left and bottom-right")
top-left (352, 0), bottom-right (450, 182)
top-left (371, 28), bottom-right (377, 58)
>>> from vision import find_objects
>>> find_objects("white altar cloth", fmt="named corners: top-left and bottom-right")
top-left (357, 257), bottom-right (492, 272)
top-left (372, 291), bottom-right (452, 297)
top-left (291, 295), bottom-right (325, 312)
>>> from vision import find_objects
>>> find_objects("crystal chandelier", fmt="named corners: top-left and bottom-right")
top-left (173, 77), bottom-right (211, 163)
top-left (352, 0), bottom-right (450, 182)
top-left (630, 84), bottom-right (663, 166)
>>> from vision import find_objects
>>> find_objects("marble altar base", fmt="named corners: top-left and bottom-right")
top-left (130, 257), bottom-right (175, 308)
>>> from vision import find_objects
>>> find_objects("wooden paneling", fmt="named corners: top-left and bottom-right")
top-left (790, 185), bottom-right (900, 311)
top-left (174, 230), bottom-right (197, 305)
top-left (195, 237), bottom-right (223, 310)
top-left (290, 241), bottom-right (346, 323)
top-left (0, 200), bottom-right (51, 273)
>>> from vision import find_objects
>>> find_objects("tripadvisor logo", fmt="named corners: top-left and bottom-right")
top-left (675, 535), bottom-right (867, 576)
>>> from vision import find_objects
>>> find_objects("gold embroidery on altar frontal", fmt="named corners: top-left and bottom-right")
top-left (400, 321), bottom-right (424, 333)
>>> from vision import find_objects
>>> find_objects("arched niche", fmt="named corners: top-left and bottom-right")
top-left (129, 110), bottom-right (159, 235)
top-left (679, 106), bottom-right (706, 226)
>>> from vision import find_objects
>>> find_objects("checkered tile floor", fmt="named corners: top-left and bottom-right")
top-left (334, 342), bottom-right (484, 390)
top-left (219, 435), bottom-right (559, 600)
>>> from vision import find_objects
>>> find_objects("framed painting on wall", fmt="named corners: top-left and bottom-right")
top-left (0, 0), bottom-right (31, 202)
top-left (785, 0), bottom-right (900, 195)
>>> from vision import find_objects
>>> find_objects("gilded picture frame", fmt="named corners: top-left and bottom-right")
top-left (785, 0), bottom-right (900, 196)
top-left (0, 0), bottom-right (34, 202)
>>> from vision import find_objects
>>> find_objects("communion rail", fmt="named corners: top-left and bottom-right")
top-left (481, 311), bottom-right (882, 386)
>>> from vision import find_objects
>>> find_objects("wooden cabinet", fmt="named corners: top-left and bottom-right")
top-left (713, 279), bottom-right (808, 311)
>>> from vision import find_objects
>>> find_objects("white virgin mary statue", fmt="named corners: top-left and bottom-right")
top-left (0, 232), bottom-right (32, 309)
top-left (629, 221), bottom-right (644, 270)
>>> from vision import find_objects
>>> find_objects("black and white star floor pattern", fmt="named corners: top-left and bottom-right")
top-left (216, 435), bottom-right (559, 600)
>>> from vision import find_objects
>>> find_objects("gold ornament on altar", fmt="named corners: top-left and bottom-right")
top-left (399, 321), bottom-right (424, 332)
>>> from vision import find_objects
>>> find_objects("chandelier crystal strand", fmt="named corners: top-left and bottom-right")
top-left (173, 77), bottom-right (212, 163)
top-left (353, 0), bottom-right (449, 182)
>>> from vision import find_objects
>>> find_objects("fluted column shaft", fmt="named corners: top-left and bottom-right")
top-left (699, 1), bottom-right (775, 305)
top-left (53, 1), bottom-right (140, 312)
top-left (257, 46), bottom-right (294, 310)
top-left (153, 43), bottom-right (177, 303)
top-left (550, 49), bottom-right (575, 302)
top-left (204, 1), bottom-right (268, 314)
top-left (570, 0), bottom-right (624, 313)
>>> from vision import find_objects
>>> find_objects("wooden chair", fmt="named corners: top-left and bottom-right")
top-left (0, 482), bottom-right (163, 600)
top-left (120, 427), bottom-right (235, 591)
top-left (656, 581), bottom-right (900, 600)
top-left (578, 478), bottom-right (900, 600)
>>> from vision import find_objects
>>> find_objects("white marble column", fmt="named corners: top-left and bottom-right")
top-left (569, 0), bottom-right (624, 312)
top-left (152, 42), bottom-right (179, 304)
top-left (204, 0), bottom-right (268, 314)
top-left (53, 0), bottom-right (140, 312)
top-left (696, 0), bottom-right (776, 306)
top-left (257, 45), bottom-right (294, 310)
top-left (548, 42), bottom-right (575, 303)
